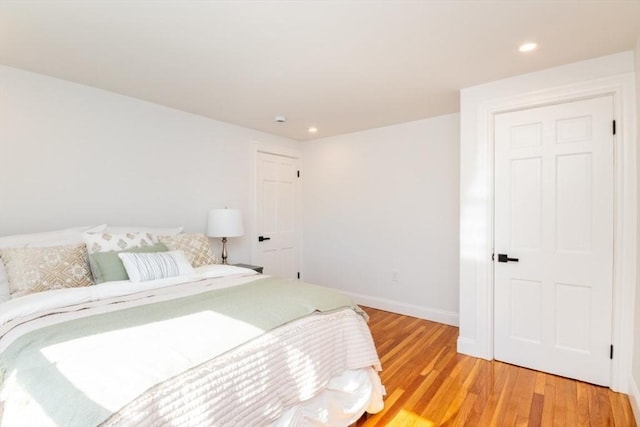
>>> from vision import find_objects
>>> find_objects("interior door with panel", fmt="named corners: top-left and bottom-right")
top-left (494, 95), bottom-right (614, 386)
top-left (256, 151), bottom-right (300, 279)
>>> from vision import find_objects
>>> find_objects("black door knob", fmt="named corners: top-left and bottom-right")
top-left (258, 236), bottom-right (271, 242)
top-left (498, 254), bottom-right (519, 263)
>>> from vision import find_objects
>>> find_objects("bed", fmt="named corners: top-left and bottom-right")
top-left (0, 227), bottom-right (384, 426)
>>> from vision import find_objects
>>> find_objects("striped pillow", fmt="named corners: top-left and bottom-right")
top-left (118, 251), bottom-right (194, 283)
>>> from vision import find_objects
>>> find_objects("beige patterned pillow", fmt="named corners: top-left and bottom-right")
top-left (158, 234), bottom-right (216, 267)
top-left (83, 232), bottom-right (156, 254)
top-left (1, 243), bottom-right (94, 298)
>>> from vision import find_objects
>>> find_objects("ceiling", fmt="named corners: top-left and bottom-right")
top-left (1, 1), bottom-right (639, 141)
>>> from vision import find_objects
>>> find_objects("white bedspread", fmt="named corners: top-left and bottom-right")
top-left (0, 266), bottom-right (383, 426)
top-left (103, 309), bottom-right (383, 426)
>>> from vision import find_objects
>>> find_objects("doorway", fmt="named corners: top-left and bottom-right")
top-left (255, 151), bottom-right (301, 279)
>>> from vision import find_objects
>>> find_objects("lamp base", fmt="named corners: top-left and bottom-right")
top-left (221, 237), bottom-right (228, 265)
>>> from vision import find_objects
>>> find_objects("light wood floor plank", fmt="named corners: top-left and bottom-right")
top-left (357, 307), bottom-right (636, 427)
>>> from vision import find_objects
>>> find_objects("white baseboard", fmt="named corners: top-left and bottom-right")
top-left (456, 336), bottom-right (493, 360)
top-left (456, 336), bottom-right (478, 356)
top-left (342, 291), bottom-right (459, 326)
top-left (630, 376), bottom-right (640, 425)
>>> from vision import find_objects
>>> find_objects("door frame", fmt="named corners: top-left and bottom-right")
top-left (249, 142), bottom-right (302, 275)
top-left (458, 73), bottom-right (637, 392)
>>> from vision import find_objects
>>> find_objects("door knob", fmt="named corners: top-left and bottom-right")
top-left (258, 236), bottom-right (271, 242)
top-left (497, 254), bottom-right (519, 263)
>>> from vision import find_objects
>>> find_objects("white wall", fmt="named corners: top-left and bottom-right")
top-left (459, 51), bottom-right (637, 393)
top-left (301, 114), bottom-right (460, 325)
top-left (632, 31), bottom-right (640, 424)
top-left (0, 65), bottom-right (299, 263)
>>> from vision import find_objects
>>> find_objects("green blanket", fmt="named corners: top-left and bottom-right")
top-left (0, 277), bottom-right (361, 427)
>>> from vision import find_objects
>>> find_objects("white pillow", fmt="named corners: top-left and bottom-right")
top-left (0, 224), bottom-right (106, 248)
top-left (83, 231), bottom-right (157, 254)
top-left (105, 226), bottom-right (183, 236)
top-left (0, 262), bottom-right (9, 303)
top-left (0, 224), bottom-right (106, 302)
top-left (118, 250), bottom-right (194, 283)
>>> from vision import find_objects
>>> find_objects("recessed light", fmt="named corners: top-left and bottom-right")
top-left (308, 127), bottom-right (318, 133)
top-left (518, 42), bottom-right (538, 53)
top-left (274, 115), bottom-right (287, 123)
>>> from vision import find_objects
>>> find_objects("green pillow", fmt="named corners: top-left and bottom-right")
top-left (89, 243), bottom-right (169, 284)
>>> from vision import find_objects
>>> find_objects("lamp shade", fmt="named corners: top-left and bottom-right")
top-left (207, 209), bottom-right (244, 237)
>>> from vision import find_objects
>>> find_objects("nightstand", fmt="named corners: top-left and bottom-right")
top-left (232, 263), bottom-right (264, 274)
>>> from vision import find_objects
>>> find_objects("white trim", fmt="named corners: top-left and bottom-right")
top-left (456, 336), bottom-right (486, 360)
top-left (249, 142), bottom-right (303, 275)
top-left (459, 72), bottom-right (637, 393)
top-left (342, 290), bottom-right (459, 327)
top-left (630, 376), bottom-right (640, 425)
top-left (251, 143), bottom-right (301, 160)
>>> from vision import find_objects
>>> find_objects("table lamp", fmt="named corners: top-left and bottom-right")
top-left (207, 208), bottom-right (244, 264)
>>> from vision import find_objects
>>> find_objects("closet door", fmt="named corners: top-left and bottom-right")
top-left (494, 95), bottom-right (614, 386)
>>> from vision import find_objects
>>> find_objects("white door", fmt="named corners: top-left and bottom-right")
top-left (256, 152), bottom-right (300, 279)
top-left (494, 96), bottom-right (614, 386)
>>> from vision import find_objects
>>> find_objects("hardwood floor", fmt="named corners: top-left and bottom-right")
top-left (357, 307), bottom-right (636, 427)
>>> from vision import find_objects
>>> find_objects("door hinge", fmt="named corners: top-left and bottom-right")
top-left (297, 272), bottom-right (300, 279)
top-left (612, 120), bottom-right (616, 135)
top-left (492, 253), bottom-right (495, 261)
top-left (610, 344), bottom-right (614, 359)
top-left (297, 170), bottom-right (300, 178)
